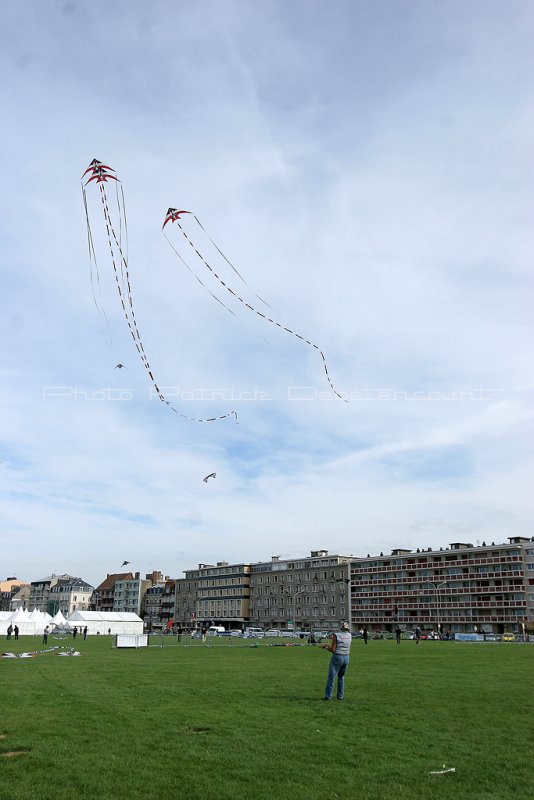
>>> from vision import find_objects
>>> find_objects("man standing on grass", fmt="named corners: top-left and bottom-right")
top-left (322, 622), bottom-right (352, 701)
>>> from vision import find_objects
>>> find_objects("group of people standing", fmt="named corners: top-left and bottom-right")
top-left (5, 625), bottom-right (89, 644)
top-left (6, 624), bottom-right (19, 640)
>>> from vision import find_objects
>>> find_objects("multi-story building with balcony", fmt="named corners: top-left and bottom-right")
top-left (174, 574), bottom-right (199, 630)
top-left (48, 577), bottom-right (94, 615)
top-left (350, 537), bottom-right (533, 635)
top-left (92, 572), bottom-right (134, 612)
top-left (144, 584), bottom-right (164, 631)
top-left (249, 550), bottom-right (352, 631)
top-left (29, 574), bottom-right (77, 613)
top-left (175, 561), bottom-right (251, 630)
top-left (159, 579), bottom-right (176, 630)
top-left (113, 572), bottom-right (152, 616)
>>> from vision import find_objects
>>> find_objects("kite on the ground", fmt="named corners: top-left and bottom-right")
top-left (203, 472), bottom-right (216, 482)
top-left (81, 159), bottom-right (238, 424)
top-left (162, 207), bottom-right (346, 401)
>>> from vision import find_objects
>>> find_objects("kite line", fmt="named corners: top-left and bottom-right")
top-left (81, 160), bottom-right (237, 424)
top-left (162, 208), bottom-right (346, 401)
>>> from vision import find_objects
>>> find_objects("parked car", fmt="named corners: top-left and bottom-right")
top-left (264, 630), bottom-right (281, 637)
top-left (502, 633), bottom-right (516, 642)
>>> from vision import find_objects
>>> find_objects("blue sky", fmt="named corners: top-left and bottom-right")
top-left (1, 0), bottom-right (533, 587)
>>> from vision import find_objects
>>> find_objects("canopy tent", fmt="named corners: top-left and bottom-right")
top-left (0, 607), bottom-right (53, 636)
top-left (0, 611), bottom-right (14, 635)
top-left (50, 610), bottom-right (70, 630)
top-left (67, 611), bottom-right (143, 635)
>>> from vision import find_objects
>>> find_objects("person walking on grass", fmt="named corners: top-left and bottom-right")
top-left (396, 626), bottom-right (402, 644)
top-left (14, 625), bottom-right (19, 640)
top-left (7, 623), bottom-right (13, 640)
top-left (322, 622), bottom-right (352, 701)
top-left (43, 625), bottom-right (49, 644)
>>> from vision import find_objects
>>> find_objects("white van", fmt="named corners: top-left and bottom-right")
top-left (244, 627), bottom-right (264, 638)
top-left (207, 625), bottom-right (225, 636)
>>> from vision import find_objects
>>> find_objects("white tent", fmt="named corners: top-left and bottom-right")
top-left (0, 611), bottom-right (14, 635)
top-left (0, 608), bottom-right (52, 636)
top-left (67, 610), bottom-right (143, 636)
top-left (50, 610), bottom-right (70, 630)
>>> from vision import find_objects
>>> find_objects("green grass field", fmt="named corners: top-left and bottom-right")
top-left (1, 636), bottom-right (532, 800)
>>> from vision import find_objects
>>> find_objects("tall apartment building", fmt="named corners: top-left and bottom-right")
top-left (351, 537), bottom-right (533, 635)
top-left (174, 561), bottom-right (251, 630)
top-left (249, 550), bottom-right (352, 631)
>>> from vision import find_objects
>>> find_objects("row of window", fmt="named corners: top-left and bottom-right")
top-left (252, 607), bottom-right (345, 618)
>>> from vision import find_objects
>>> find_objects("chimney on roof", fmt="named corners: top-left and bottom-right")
top-left (272, 555), bottom-right (280, 562)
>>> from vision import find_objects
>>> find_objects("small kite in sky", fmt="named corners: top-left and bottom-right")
top-left (203, 472), bottom-right (216, 482)
top-left (114, 363), bottom-right (125, 369)
top-left (162, 207), bottom-right (346, 401)
top-left (120, 561), bottom-right (130, 568)
top-left (81, 159), bottom-right (237, 424)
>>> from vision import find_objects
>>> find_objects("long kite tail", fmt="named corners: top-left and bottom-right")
top-left (82, 161), bottom-right (238, 424)
top-left (164, 210), bottom-right (347, 402)
top-left (81, 183), bottom-right (111, 339)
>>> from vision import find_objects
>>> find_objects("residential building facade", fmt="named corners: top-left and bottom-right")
top-left (113, 572), bottom-right (152, 615)
top-left (92, 572), bottom-right (134, 612)
top-left (29, 574), bottom-right (78, 613)
top-left (0, 577), bottom-right (30, 612)
top-left (350, 537), bottom-right (533, 635)
top-left (49, 577), bottom-right (94, 615)
top-left (249, 551), bottom-right (352, 631)
top-left (144, 585), bottom-right (164, 631)
top-left (175, 561), bottom-right (251, 630)
top-left (159, 579), bottom-right (176, 630)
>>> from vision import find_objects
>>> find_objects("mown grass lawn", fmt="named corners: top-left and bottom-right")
top-left (1, 636), bottom-right (532, 800)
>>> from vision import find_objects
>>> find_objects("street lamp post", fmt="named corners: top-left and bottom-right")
top-left (336, 561), bottom-right (351, 631)
top-left (427, 581), bottom-right (448, 636)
